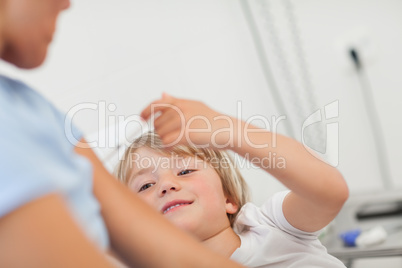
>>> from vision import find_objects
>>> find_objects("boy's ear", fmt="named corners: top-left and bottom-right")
top-left (225, 197), bottom-right (239, 215)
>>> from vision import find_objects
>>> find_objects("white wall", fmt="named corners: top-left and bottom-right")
top-left (1, 0), bottom-right (401, 205)
top-left (293, 0), bottom-right (402, 192)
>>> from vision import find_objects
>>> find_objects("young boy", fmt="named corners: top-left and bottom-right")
top-left (0, 1), bottom-right (243, 267)
top-left (116, 93), bottom-right (349, 267)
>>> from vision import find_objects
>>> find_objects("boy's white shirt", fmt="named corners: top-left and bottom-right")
top-left (230, 191), bottom-right (346, 268)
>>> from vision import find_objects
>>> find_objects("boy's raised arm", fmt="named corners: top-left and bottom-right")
top-left (227, 120), bottom-right (349, 232)
top-left (141, 94), bottom-right (349, 233)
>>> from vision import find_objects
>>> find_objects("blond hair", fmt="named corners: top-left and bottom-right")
top-left (115, 132), bottom-right (250, 226)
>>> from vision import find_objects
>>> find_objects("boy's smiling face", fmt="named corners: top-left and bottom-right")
top-left (127, 147), bottom-right (238, 241)
top-left (1, 0), bottom-right (70, 68)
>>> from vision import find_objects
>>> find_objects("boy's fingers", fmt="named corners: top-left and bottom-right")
top-left (140, 100), bottom-right (164, 120)
top-left (154, 107), bottom-right (185, 128)
top-left (154, 109), bottom-right (177, 130)
top-left (156, 117), bottom-right (182, 139)
top-left (161, 92), bottom-right (174, 101)
top-left (141, 101), bottom-right (170, 120)
top-left (140, 95), bottom-right (177, 120)
top-left (161, 131), bottom-right (184, 148)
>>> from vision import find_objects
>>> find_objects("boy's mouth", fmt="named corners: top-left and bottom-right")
top-left (162, 200), bottom-right (193, 214)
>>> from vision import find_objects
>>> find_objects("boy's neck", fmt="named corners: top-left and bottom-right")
top-left (201, 226), bottom-right (241, 258)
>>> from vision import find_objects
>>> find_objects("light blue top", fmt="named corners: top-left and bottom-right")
top-left (0, 75), bottom-right (109, 249)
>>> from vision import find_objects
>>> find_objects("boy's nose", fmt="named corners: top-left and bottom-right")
top-left (161, 186), bottom-right (177, 195)
top-left (158, 175), bottom-right (181, 196)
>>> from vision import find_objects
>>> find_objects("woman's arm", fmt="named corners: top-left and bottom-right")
top-left (75, 140), bottom-right (244, 268)
top-left (141, 94), bottom-right (349, 232)
top-left (0, 194), bottom-right (114, 268)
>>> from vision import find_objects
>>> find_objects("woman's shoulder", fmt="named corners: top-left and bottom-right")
top-left (0, 74), bottom-right (54, 117)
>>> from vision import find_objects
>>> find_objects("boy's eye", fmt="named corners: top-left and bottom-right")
top-left (139, 183), bottom-right (154, 192)
top-left (178, 169), bottom-right (196, 176)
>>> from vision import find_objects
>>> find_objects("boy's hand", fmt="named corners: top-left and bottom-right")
top-left (141, 93), bottom-right (233, 149)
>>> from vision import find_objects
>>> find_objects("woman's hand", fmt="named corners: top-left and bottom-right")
top-left (141, 93), bottom-right (234, 149)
